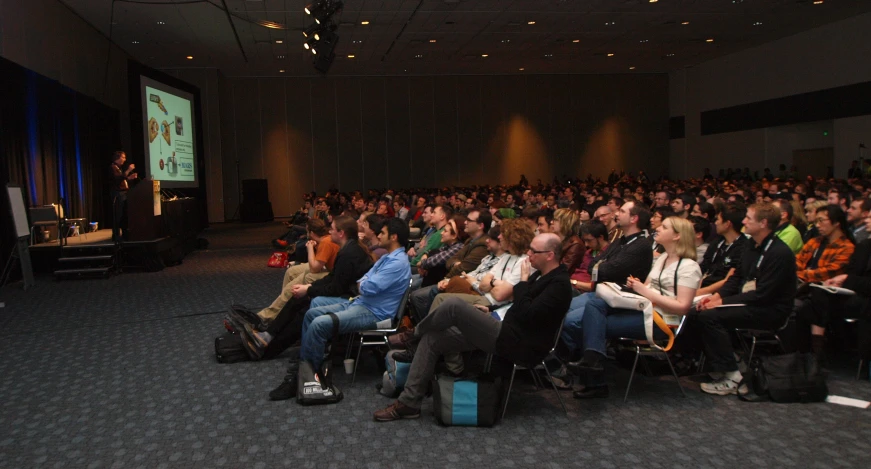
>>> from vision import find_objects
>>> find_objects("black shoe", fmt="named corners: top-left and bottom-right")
top-left (392, 349), bottom-right (414, 363)
top-left (572, 385), bottom-right (609, 399)
top-left (567, 351), bottom-right (605, 374)
top-left (269, 364), bottom-right (299, 401)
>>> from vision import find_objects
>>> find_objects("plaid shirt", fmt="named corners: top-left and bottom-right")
top-left (795, 236), bottom-right (855, 283)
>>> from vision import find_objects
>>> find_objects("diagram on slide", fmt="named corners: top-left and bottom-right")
top-left (145, 86), bottom-right (194, 181)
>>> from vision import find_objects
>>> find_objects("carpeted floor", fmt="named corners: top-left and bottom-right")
top-left (0, 222), bottom-right (869, 468)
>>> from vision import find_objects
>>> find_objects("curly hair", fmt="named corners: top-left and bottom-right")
top-left (552, 208), bottom-right (581, 238)
top-left (500, 218), bottom-right (535, 255)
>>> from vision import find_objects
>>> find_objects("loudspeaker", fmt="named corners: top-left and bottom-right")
top-left (242, 179), bottom-right (269, 204)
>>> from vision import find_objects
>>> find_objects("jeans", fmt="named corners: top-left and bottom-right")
top-left (299, 300), bottom-right (377, 370)
top-left (561, 292), bottom-right (593, 353)
top-left (581, 297), bottom-right (668, 356)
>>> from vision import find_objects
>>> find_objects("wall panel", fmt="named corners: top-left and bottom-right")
top-left (432, 76), bottom-right (459, 187)
top-left (310, 79), bottom-right (338, 192)
top-left (259, 78), bottom-right (290, 216)
top-left (384, 77), bottom-right (411, 189)
top-left (408, 77), bottom-right (436, 188)
top-left (456, 76), bottom-right (484, 187)
top-left (335, 78), bottom-right (364, 192)
top-left (285, 77), bottom-right (314, 210)
top-left (360, 78), bottom-right (388, 190)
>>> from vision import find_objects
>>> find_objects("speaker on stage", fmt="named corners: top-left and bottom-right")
top-left (240, 179), bottom-right (273, 222)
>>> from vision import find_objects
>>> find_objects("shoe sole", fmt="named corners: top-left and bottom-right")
top-left (373, 413), bottom-right (420, 422)
top-left (700, 386), bottom-right (737, 396)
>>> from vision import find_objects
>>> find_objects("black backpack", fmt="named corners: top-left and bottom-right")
top-left (739, 352), bottom-right (828, 403)
top-left (214, 332), bottom-right (251, 364)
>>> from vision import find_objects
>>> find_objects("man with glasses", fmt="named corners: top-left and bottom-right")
top-left (654, 191), bottom-right (672, 208)
top-left (594, 206), bottom-right (622, 244)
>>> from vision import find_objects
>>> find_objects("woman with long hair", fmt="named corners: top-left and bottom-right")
top-left (569, 217), bottom-right (701, 397)
top-left (550, 208), bottom-right (585, 274)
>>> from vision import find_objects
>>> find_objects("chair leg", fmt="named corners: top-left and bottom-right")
top-left (858, 359), bottom-right (865, 381)
top-left (345, 333), bottom-right (354, 360)
top-left (697, 352), bottom-right (706, 374)
top-left (747, 336), bottom-right (757, 365)
top-left (663, 352), bottom-right (687, 398)
top-left (501, 366), bottom-right (517, 422)
top-left (542, 361), bottom-right (568, 415)
top-left (623, 346), bottom-right (641, 403)
top-left (351, 334), bottom-right (363, 385)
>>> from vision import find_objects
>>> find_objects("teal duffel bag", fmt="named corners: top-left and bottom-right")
top-left (431, 374), bottom-right (502, 427)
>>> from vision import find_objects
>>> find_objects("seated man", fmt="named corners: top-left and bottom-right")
top-left (410, 204), bottom-right (453, 266)
top-left (417, 215), bottom-right (468, 287)
top-left (258, 218), bottom-right (339, 321)
top-left (268, 218), bottom-right (412, 399)
top-left (697, 202), bottom-right (748, 296)
top-left (696, 203), bottom-right (797, 395)
top-left (569, 221), bottom-right (610, 295)
top-left (773, 198), bottom-right (804, 254)
top-left (410, 224), bottom-right (502, 324)
top-left (794, 204), bottom-right (854, 286)
top-left (373, 233), bottom-right (572, 422)
top-left (358, 213), bottom-right (388, 260)
top-left (242, 216), bottom-right (373, 360)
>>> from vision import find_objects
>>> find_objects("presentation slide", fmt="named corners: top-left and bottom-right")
top-left (139, 76), bottom-right (198, 188)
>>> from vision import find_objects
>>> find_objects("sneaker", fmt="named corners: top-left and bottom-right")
top-left (700, 377), bottom-right (740, 395)
top-left (373, 401), bottom-right (421, 422)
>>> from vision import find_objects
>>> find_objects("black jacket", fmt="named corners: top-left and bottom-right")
top-left (700, 234), bottom-right (749, 287)
top-left (495, 265), bottom-right (572, 366)
top-left (594, 232), bottom-right (653, 288)
top-left (306, 240), bottom-right (373, 299)
top-left (719, 232), bottom-right (796, 316)
top-left (842, 239), bottom-right (871, 296)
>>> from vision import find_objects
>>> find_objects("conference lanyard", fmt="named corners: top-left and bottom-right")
top-left (751, 238), bottom-right (774, 279)
top-left (710, 238), bottom-right (736, 265)
top-left (498, 255), bottom-right (520, 280)
top-left (656, 256), bottom-right (682, 297)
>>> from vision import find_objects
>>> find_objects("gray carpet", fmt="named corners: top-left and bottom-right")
top-left (1, 222), bottom-right (869, 468)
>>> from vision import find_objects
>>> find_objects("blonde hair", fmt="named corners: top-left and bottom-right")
top-left (552, 208), bottom-right (581, 238)
top-left (664, 216), bottom-right (697, 260)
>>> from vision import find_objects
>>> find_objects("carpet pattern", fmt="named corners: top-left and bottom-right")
top-left (0, 222), bottom-right (869, 468)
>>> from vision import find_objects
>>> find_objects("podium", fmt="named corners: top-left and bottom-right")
top-left (127, 180), bottom-right (165, 241)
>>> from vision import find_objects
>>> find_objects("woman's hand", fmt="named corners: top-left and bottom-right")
top-left (626, 275), bottom-right (649, 295)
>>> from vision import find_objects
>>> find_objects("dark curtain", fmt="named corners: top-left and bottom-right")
top-left (0, 56), bottom-right (121, 281)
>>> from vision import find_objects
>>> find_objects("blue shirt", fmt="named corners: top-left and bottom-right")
top-left (354, 247), bottom-right (411, 321)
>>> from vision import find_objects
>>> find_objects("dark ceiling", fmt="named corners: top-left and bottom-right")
top-left (59, 0), bottom-right (871, 76)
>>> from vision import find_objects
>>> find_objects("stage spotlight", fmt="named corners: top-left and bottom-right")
top-left (305, 1), bottom-right (326, 15)
top-left (311, 30), bottom-right (338, 72)
top-left (314, 1), bottom-right (343, 24)
top-left (304, 38), bottom-right (317, 50)
top-left (303, 23), bottom-right (321, 38)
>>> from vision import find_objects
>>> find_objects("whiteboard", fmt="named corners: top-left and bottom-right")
top-left (6, 185), bottom-right (30, 238)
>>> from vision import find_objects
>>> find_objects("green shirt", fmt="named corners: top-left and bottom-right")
top-left (411, 226), bottom-right (443, 266)
top-left (775, 223), bottom-right (804, 254)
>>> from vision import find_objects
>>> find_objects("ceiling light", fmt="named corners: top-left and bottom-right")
top-left (605, 21), bottom-right (615, 25)
top-left (361, 21), bottom-right (369, 25)
top-left (527, 21), bottom-right (535, 25)
top-left (275, 40), bottom-right (283, 44)
top-left (304, 3), bottom-right (316, 14)
top-left (132, 41), bottom-right (139, 44)
top-left (706, 38), bottom-right (714, 43)
top-left (607, 53), bottom-right (614, 57)
top-left (348, 54), bottom-right (355, 58)
top-left (304, 38), bottom-right (316, 50)
top-left (429, 39), bottom-right (437, 43)
top-left (572, 39), bottom-right (580, 43)
top-left (649, 0), bottom-right (658, 3)
top-left (544, 54), bottom-right (553, 58)
top-left (813, 0), bottom-right (823, 4)
top-left (501, 39), bottom-right (511, 43)
top-left (415, 54), bottom-right (423, 58)
top-left (351, 40), bottom-right (362, 44)
top-left (629, 66), bottom-right (636, 70)
top-left (666, 53), bottom-right (675, 57)
top-left (157, 21), bottom-right (165, 25)
top-left (481, 54), bottom-right (488, 57)
top-left (519, 68), bottom-right (525, 71)
top-left (639, 39), bottom-right (649, 43)
top-left (279, 69), bottom-right (285, 73)
top-left (186, 56), bottom-right (193, 60)
top-left (753, 22), bottom-right (763, 26)
top-left (277, 55), bottom-right (285, 58)
top-left (681, 21), bottom-right (690, 25)
top-left (303, 23), bottom-right (322, 38)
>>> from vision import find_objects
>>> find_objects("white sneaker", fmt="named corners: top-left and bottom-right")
top-left (700, 377), bottom-right (740, 395)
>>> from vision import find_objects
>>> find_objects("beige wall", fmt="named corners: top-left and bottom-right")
top-left (219, 74), bottom-right (669, 218)
top-left (0, 0), bottom-right (133, 150)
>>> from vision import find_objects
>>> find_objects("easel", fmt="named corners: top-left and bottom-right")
top-left (2, 184), bottom-right (35, 290)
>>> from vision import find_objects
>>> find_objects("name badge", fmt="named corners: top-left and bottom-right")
top-left (741, 280), bottom-right (757, 293)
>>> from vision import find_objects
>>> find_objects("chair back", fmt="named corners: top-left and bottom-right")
top-left (391, 279), bottom-right (414, 327)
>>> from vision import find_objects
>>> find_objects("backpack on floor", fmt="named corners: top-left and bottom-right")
top-left (296, 313), bottom-right (344, 405)
top-left (739, 352), bottom-right (828, 403)
top-left (379, 350), bottom-right (411, 397)
top-left (225, 304), bottom-right (266, 332)
top-left (214, 331), bottom-right (251, 364)
top-left (431, 373), bottom-right (502, 427)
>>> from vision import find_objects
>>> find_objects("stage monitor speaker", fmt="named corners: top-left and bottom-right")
top-left (241, 202), bottom-right (274, 222)
top-left (242, 179), bottom-right (269, 205)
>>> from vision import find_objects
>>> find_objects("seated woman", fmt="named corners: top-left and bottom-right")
top-left (569, 216), bottom-right (701, 398)
top-left (550, 208), bottom-right (585, 275)
top-left (417, 215), bottom-right (468, 287)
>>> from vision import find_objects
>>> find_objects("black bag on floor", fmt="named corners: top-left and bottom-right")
top-left (432, 373), bottom-right (502, 427)
top-left (225, 304), bottom-right (266, 332)
top-left (215, 331), bottom-right (251, 364)
top-left (296, 313), bottom-right (344, 405)
top-left (739, 352), bottom-right (828, 403)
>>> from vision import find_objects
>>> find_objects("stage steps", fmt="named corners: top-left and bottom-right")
top-left (54, 244), bottom-right (116, 280)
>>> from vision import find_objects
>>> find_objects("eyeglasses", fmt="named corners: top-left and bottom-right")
top-left (529, 249), bottom-right (552, 254)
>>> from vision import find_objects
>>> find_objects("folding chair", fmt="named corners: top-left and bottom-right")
top-left (499, 319), bottom-right (569, 421)
top-left (617, 315), bottom-right (688, 403)
top-left (735, 315), bottom-right (791, 365)
top-left (346, 279), bottom-right (413, 384)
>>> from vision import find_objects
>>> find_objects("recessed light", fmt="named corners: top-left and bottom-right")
top-left (629, 66), bottom-right (636, 70)
top-left (666, 53), bottom-right (675, 57)
top-left (605, 21), bottom-right (616, 25)
top-left (275, 40), bottom-right (283, 44)
top-left (544, 54), bottom-right (553, 58)
top-left (157, 21), bottom-right (165, 25)
top-left (132, 41), bottom-right (139, 44)
top-left (639, 39), bottom-right (649, 43)
top-left (481, 54), bottom-right (488, 57)
top-left (519, 68), bottom-right (525, 71)
top-left (415, 54), bottom-right (422, 58)
top-left (186, 56), bottom-right (193, 60)
top-left (706, 38), bottom-right (714, 43)
top-left (649, 0), bottom-right (658, 3)
top-left (607, 53), bottom-right (614, 57)
top-left (429, 39), bottom-right (437, 43)
top-left (813, 0), bottom-right (823, 4)
top-left (361, 21), bottom-right (370, 25)
top-left (753, 22), bottom-right (763, 26)
top-left (279, 69), bottom-right (285, 73)
top-left (501, 39), bottom-right (511, 43)
top-left (681, 21), bottom-right (690, 25)
top-left (277, 55), bottom-right (285, 58)
top-left (352, 40), bottom-right (362, 44)
top-left (572, 39), bottom-right (580, 43)
top-left (527, 21), bottom-right (535, 25)
top-left (348, 54), bottom-right (355, 58)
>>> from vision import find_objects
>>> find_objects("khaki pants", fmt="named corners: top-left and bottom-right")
top-left (258, 263), bottom-right (329, 320)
